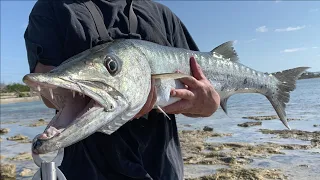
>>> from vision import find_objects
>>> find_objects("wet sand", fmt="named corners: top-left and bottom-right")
top-left (180, 127), bottom-right (319, 179)
top-left (186, 168), bottom-right (287, 180)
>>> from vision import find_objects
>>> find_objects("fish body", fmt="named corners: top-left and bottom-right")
top-left (23, 39), bottom-right (308, 154)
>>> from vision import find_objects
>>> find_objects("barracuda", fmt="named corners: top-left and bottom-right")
top-left (23, 39), bottom-right (308, 154)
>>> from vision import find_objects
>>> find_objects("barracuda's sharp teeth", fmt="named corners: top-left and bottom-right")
top-left (82, 93), bottom-right (85, 98)
top-left (79, 92), bottom-right (82, 96)
top-left (37, 85), bottom-right (41, 91)
top-left (73, 91), bottom-right (75, 98)
top-left (49, 88), bottom-right (54, 99)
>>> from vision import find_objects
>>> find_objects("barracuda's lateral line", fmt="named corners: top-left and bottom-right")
top-left (23, 39), bottom-right (309, 154)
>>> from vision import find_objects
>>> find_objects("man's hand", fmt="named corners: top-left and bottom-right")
top-left (161, 57), bottom-right (220, 117)
top-left (132, 79), bottom-right (157, 119)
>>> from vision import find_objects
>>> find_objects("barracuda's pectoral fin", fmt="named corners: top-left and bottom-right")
top-left (211, 41), bottom-right (239, 62)
top-left (151, 73), bottom-right (192, 79)
top-left (156, 105), bottom-right (171, 120)
top-left (220, 97), bottom-right (229, 115)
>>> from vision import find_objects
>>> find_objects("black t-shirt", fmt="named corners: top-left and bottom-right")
top-left (24, 0), bottom-right (199, 179)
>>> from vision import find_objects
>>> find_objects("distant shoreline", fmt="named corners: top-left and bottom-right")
top-left (0, 96), bottom-right (41, 105)
top-left (299, 76), bottom-right (320, 80)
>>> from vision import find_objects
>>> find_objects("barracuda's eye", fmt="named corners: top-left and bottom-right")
top-left (105, 57), bottom-right (119, 75)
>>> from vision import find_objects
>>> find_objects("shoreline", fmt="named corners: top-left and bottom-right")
top-left (0, 96), bottom-right (41, 105)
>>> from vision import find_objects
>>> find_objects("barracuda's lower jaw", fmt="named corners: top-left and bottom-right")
top-left (23, 79), bottom-right (126, 154)
top-left (30, 86), bottom-right (104, 153)
top-left (32, 102), bottom-right (106, 154)
top-left (37, 98), bottom-right (102, 140)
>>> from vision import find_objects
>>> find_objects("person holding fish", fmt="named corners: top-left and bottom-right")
top-left (24, 0), bottom-right (220, 179)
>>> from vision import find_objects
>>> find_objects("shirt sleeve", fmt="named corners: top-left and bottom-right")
top-left (172, 17), bottom-right (199, 52)
top-left (162, 5), bottom-right (199, 51)
top-left (24, 1), bottom-right (63, 73)
top-left (153, 2), bottom-right (199, 51)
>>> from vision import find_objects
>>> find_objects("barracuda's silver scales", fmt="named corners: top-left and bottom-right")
top-left (23, 39), bottom-right (308, 154)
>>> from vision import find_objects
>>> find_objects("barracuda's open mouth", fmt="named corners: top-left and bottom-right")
top-left (23, 76), bottom-right (110, 141)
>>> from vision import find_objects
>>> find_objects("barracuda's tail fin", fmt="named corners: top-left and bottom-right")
top-left (267, 67), bottom-right (310, 129)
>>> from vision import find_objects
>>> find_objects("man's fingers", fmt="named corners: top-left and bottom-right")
top-left (140, 88), bottom-right (157, 115)
top-left (190, 56), bottom-right (206, 80)
top-left (162, 99), bottom-right (192, 114)
top-left (178, 76), bottom-right (199, 89)
top-left (133, 79), bottom-right (156, 119)
top-left (149, 87), bottom-right (157, 108)
top-left (143, 81), bottom-right (155, 109)
top-left (182, 113), bottom-right (201, 118)
top-left (171, 89), bottom-right (195, 100)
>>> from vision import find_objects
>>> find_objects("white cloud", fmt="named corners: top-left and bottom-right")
top-left (309, 8), bottom-right (319, 13)
top-left (275, 0), bottom-right (281, 3)
top-left (275, 25), bottom-right (306, 32)
top-left (281, 48), bottom-right (307, 53)
top-left (256, 26), bottom-right (268, 33)
top-left (312, 46), bottom-right (318, 49)
top-left (234, 40), bottom-right (238, 45)
top-left (245, 38), bottom-right (257, 43)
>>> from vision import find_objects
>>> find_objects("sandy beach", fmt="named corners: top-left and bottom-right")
top-left (0, 92), bottom-right (41, 105)
top-left (0, 96), bottom-right (41, 105)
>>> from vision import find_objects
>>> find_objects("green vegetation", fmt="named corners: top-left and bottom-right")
top-left (18, 92), bottom-right (30, 97)
top-left (0, 83), bottom-right (30, 93)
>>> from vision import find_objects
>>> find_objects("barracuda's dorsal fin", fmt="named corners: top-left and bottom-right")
top-left (211, 41), bottom-right (239, 62)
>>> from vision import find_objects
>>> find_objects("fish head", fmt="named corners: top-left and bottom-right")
top-left (23, 40), bottom-right (151, 154)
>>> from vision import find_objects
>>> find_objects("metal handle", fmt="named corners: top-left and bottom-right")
top-left (41, 162), bottom-right (57, 180)
top-left (32, 162), bottom-right (67, 180)
top-left (32, 148), bottom-right (67, 180)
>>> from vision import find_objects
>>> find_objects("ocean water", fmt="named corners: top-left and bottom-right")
top-left (0, 101), bottom-right (55, 123)
top-left (0, 78), bottom-right (319, 179)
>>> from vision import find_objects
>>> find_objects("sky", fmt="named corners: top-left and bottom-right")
top-left (1, 0), bottom-right (319, 84)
